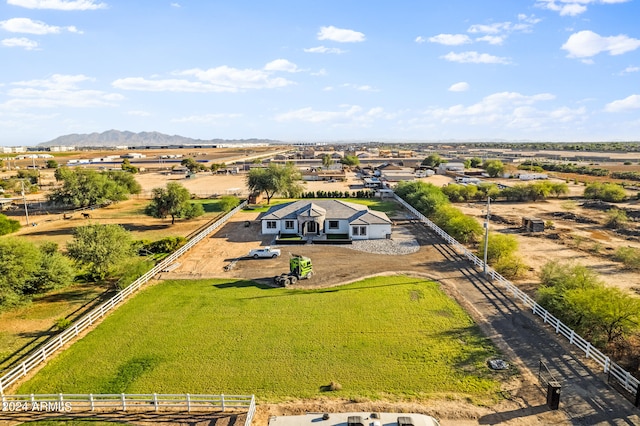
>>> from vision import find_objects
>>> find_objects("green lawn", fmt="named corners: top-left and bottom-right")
top-left (18, 276), bottom-right (505, 403)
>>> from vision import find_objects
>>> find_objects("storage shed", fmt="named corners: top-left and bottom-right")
top-left (523, 217), bottom-right (545, 232)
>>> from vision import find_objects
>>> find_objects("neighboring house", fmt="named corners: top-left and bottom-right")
top-left (437, 162), bottom-right (465, 175)
top-left (261, 199), bottom-right (392, 240)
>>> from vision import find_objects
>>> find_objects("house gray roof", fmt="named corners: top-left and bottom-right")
top-left (262, 199), bottom-right (391, 225)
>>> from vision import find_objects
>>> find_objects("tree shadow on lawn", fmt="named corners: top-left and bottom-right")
top-left (1, 286), bottom-right (115, 371)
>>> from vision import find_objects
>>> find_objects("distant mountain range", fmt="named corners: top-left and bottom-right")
top-left (38, 130), bottom-right (282, 147)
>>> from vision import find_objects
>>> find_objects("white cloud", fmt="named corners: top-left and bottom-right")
top-left (304, 45), bottom-right (346, 54)
top-left (112, 77), bottom-right (214, 92)
top-left (449, 82), bottom-right (470, 92)
top-left (2, 37), bottom-right (39, 50)
top-left (562, 30), bottom-right (640, 58)
top-left (442, 51), bottom-right (511, 64)
top-left (415, 36), bottom-right (426, 44)
top-left (7, 0), bottom-right (107, 10)
top-left (605, 94), bottom-right (640, 112)
top-left (170, 2), bottom-right (181, 7)
top-left (536, 0), bottom-right (629, 16)
top-left (2, 74), bottom-right (123, 110)
top-left (172, 113), bottom-right (243, 124)
top-left (420, 91), bottom-right (584, 131)
top-left (127, 110), bottom-right (151, 117)
top-left (476, 35), bottom-right (504, 45)
top-left (264, 59), bottom-right (300, 73)
top-left (113, 65), bottom-right (295, 93)
top-left (619, 66), bottom-right (640, 75)
top-left (317, 26), bottom-right (365, 43)
top-left (428, 34), bottom-right (471, 46)
top-left (0, 17), bottom-right (81, 34)
top-left (275, 105), bottom-right (393, 126)
top-left (342, 83), bottom-right (377, 92)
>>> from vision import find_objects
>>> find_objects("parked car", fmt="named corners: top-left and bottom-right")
top-left (248, 246), bottom-right (281, 259)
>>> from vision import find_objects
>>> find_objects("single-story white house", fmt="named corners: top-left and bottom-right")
top-left (260, 199), bottom-right (392, 240)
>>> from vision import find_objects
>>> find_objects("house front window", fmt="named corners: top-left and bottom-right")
top-left (266, 221), bottom-right (277, 229)
top-left (285, 220), bottom-right (295, 230)
top-left (328, 220), bottom-right (339, 229)
top-left (352, 226), bottom-right (367, 236)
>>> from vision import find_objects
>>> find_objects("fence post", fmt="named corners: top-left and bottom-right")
top-left (121, 393), bottom-right (126, 411)
top-left (186, 393), bottom-right (191, 413)
top-left (90, 393), bottom-right (94, 411)
top-left (221, 394), bottom-right (225, 411)
top-left (154, 393), bottom-right (158, 412)
top-left (635, 382), bottom-right (640, 408)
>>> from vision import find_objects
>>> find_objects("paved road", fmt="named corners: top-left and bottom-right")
top-left (409, 222), bottom-right (640, 425)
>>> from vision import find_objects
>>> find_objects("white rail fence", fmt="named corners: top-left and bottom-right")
top-left (1, 393), bottom-right (255, 423)
top-left (0, 201), bottom-right (248, 395)
top-left (394, 194), bottom-right (640, 400)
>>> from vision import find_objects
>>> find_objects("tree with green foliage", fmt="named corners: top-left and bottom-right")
top-left (45, 159), bottom-right (58, 169)
top-left (121, 158), bottom-right (139, 174)
top-left (584, 182), bottom-right (626, 202)
top-left (106, 170), bottom-right (142, 194)
top-left (469, 157), bottom-right (482, 168)
top-left (0, 214), bottom-right (21, 236)
top-left (396, 181), bottom-right (450, 217)
top-left (210, 163), bottom-right (226, 173)
top-left (322, 154), bottom-right (334, 169)
top-left (49, 168), bottom-right (137, 208)
top-left (550, 182), bottom-right (569, 198)
top-left (0, 238), bottom-right (41, 308)
top-left (431, 205), bottom-right (483, 244)
top-left (340, 155), bottom-right (360, 168)
top-left (145, 182), bottom-right (204, 224)
top-left (0, 239), bottom-right (74, 309)
top-left (66, 223), bottom-right (134, 281)
top-left (421, 153), bottom-right (442, 168)
top-left (181, 157), bottom-right (203, 173)
top-left (31, 242), bottom-right (75, 293)
top-left (246, 163), bottom-right (302, 204)
top-left (477, 233), bottom-right (527, 278)
top-left (483, 160), bottom-right (505, 178)
top-left (219, 195), bottom-right (240, 211)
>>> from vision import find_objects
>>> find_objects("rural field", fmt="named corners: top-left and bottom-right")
top-left (3, 149), bottom-right (640, 424)
top-left (17, 276), bottom-right (506, 400)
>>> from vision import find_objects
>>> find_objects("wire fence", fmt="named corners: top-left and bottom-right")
top-left (0, 201), bottom-right (248, 395)
top-left (393, 194), bottom-right (640, 402)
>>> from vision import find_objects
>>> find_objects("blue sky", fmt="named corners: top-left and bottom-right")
top-left (1, 0), bottom-right (640, 146)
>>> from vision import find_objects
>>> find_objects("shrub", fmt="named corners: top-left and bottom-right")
top-left (219, 195), bottom-right (240, 211)
top-left (605, 208), bottom-right (628, 229)
top-left (584, 182), bottom-right (626, 202)
top-left (55, 317), bottom-right (72, 330)
top-left (615, 247), bottom-right (640, 270)
top-left (0, 214), bottom-right (21, 236)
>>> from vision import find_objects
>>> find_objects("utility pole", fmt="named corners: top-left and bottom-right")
top-left (21, 180), bottom-right (30, 225)
top-left (483, 195), bottom-right (491, 276)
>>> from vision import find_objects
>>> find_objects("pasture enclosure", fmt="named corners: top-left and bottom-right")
top-left (17, 276), bottom-right (505, 403)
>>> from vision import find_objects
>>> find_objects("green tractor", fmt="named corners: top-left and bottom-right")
top-left (274, 254), bottom-right (314, 286)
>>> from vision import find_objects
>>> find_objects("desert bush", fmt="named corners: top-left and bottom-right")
top-left (55, 317), bottom-right (72, 330)
top-left (615, 246), bottom-right (640, 270)
top-left (605, 208), bottom-right (628, 229)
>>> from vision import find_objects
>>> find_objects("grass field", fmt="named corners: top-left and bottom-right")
top-left (18, 276), bottom-right (505, 403)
